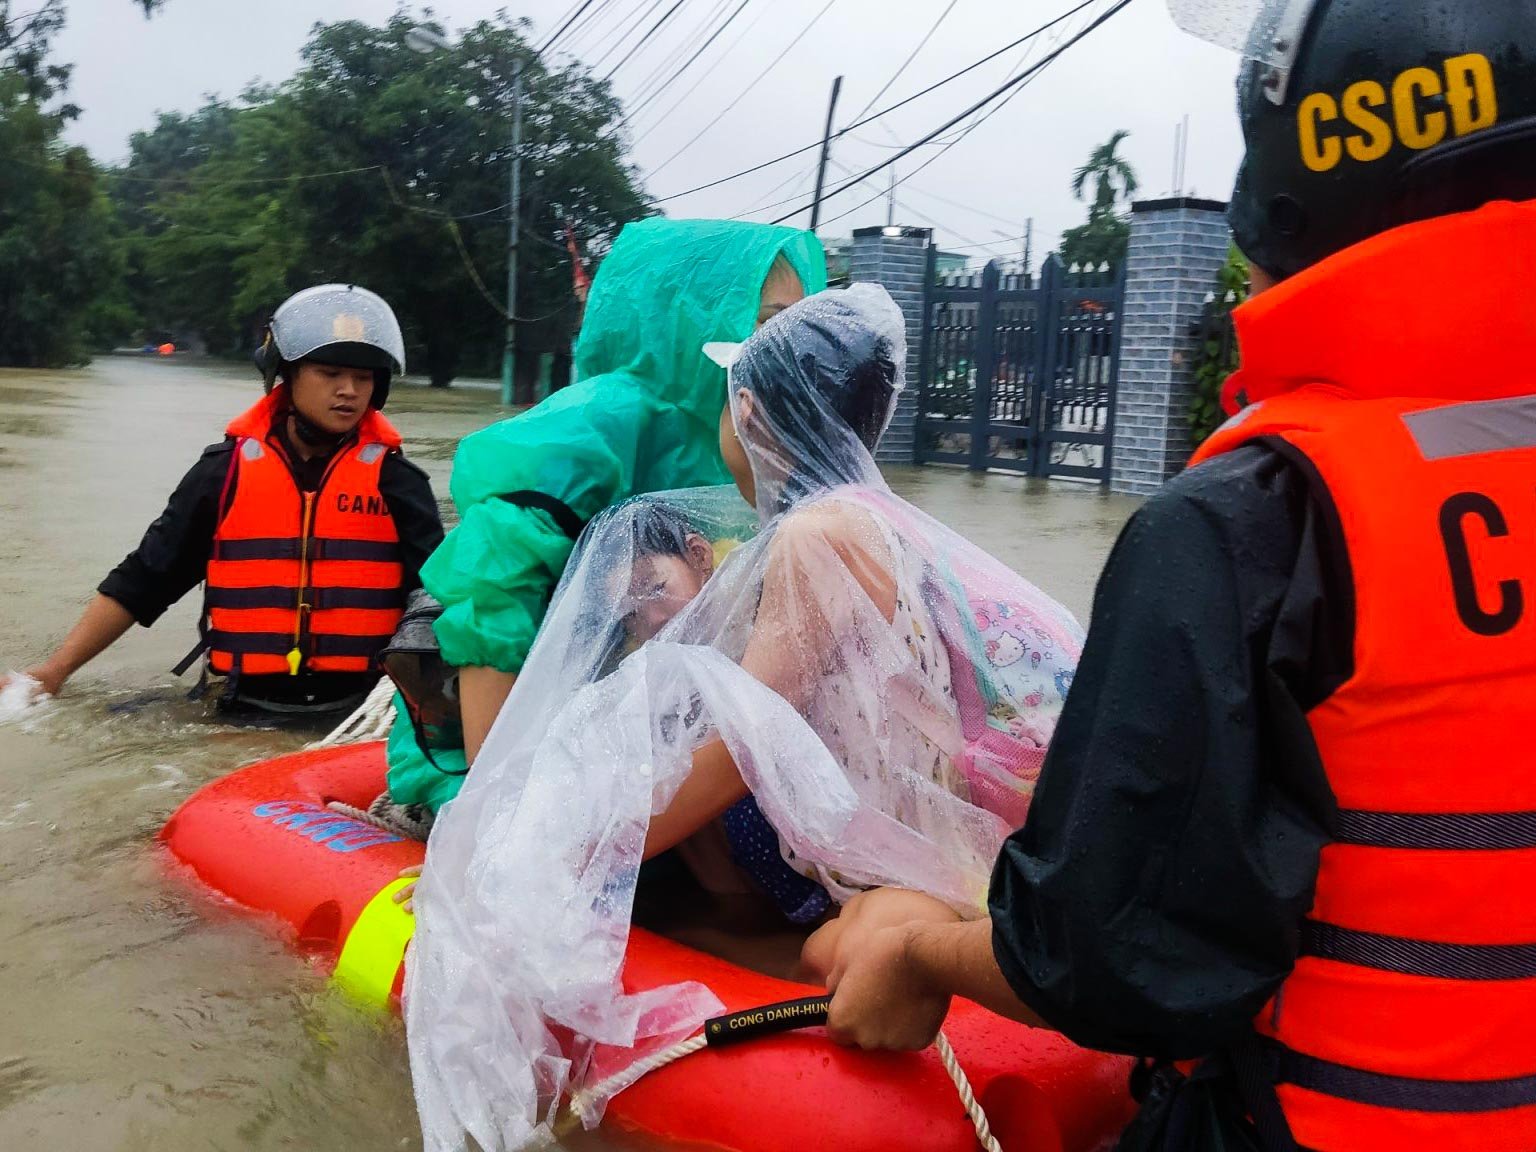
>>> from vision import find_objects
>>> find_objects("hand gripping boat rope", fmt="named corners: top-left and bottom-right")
top-left (563, 995), bottom-right (1004, 1152)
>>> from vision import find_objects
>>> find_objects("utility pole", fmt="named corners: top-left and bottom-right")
top-left (502, 56), bottom-right (524, 407)
top-left (1022, 218), bottom-right (1034, 278)
top-left (887, 165), bottom-right (897, 227)
top-left (808, 75), bottom-right (843, 234)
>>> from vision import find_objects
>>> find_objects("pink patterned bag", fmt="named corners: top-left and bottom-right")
top-left (852, 489), bottom-right (1082, 827)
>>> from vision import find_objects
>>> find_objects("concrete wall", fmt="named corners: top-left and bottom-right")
top-left (848, 226), bottom-right (932, 466)
top-left (1110, 197), bottom-right (1231, 496)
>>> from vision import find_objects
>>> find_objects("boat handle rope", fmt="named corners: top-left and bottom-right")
top-left (562, 994), bottom-right (1004, 1152)
top-left (313, 692), bottom-right (1005, 1149)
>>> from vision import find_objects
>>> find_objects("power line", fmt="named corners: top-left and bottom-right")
top-left (605, 0), bottom-right (692, 79)
top-left (538, 0), bottom-right (607, 53)
top-left (814, 32), bottom-right (1081, 232)
top-left (810, 1), bottom-right (1100, 233)
top-left (922, 0), bottom-right (1114, 159)
top-left (647, 0), bottom-right (1098, 205)
top-left (944, 233), bottom-right (1029, 251)
top-left (644, 0), bottom-right (841, 181)
top-left (626, 0), bottom-right (775, 145)
top-left (841, 130), bottom-right (944, 150)
top-left (825, 156), bottom-right (998, 251)
top-left (843, 0), bottom-right (959, 126)
top-left (445, 219), bottom-right (579, 323)
top-left (772, 0), bottom-right (1134, 226)
top-left (625, 0), bottom-right (733, 102)
top-left (627, 0), bottom-right (752, 119)
top-left (551, 0), bottom-right (623, 55)
top-left (92, 162), bottom-right (383, 187)
top-left (589, 0), bottom-right (669, 70)
top-left (926, 36), bottom-right (1042, 147)
top-left (841, 114), bottom-right (1025, 229)
top-left (730, 159), bottom-right (820, 219)
top-left (898, 182), bottom-right (1022, 228)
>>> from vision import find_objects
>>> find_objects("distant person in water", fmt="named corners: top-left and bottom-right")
top-left (0, 285), bottom-right (443, 717)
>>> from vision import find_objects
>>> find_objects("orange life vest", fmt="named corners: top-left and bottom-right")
top-left (204, 389), bottom-right (406, 678)
top-left (1191, 202), bottom-right (1536, 1152)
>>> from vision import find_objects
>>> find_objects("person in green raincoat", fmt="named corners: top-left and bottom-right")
top-left (385, 218), bottom-right (826, 813)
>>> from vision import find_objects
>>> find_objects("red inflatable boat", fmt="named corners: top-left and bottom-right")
top-left (161, 743), bottom-right (1134, 1151)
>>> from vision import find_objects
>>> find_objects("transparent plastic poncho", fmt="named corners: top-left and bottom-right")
top-left (405, 285), bottom-right (1084, 1151)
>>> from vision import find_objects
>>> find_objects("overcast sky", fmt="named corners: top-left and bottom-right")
top-left (57, 0), bottom-right (1244, 262)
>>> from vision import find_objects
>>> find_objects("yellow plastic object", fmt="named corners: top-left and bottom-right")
top-left (333, 877), bottom-right (418, 1007)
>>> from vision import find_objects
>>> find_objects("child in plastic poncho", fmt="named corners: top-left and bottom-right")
top-left (644, 286), bottom-right (1000, 932)
top-left (405, 285), bottom-right (1083, 1151)
top-left (384, 219), bottom-right (825, 814)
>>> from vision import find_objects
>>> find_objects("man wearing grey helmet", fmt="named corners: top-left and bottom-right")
top-left (0, 285), bottom-right (443, 716)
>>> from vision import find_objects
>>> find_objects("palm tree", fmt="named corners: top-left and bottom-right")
top-left (1072, 129), bottom-right (1139, 216)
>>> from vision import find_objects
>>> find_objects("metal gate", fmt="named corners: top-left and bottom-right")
top-left (916, 253), bottom-right (1123, 482)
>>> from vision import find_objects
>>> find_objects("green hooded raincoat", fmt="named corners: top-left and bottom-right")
top-left (386, 218), bottom-right (826, 809)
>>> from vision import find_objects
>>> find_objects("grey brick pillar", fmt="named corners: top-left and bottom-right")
top-left (849, 225), bottom-right (933, 466)
top-left (1110, 198), bottom-right (1231, 496)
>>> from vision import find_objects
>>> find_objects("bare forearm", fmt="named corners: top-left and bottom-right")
top-left (643, 739), bottom-right (749, 860)
top-left (904, 918), bottom-right (1050, 1030)
top-left (459, 665), bottom-right (517, 768)
top-left (33, 595), bottom-right (136, 692)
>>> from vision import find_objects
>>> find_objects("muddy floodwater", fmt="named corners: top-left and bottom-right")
top-left (0, 357), bottom-right (1138, 1151)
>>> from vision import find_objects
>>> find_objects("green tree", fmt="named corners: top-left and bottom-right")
top-left (121, 12), bottom-right (649, 390)
top-left (0, 0), bottom-right (157, 366)
top-left (1188, 245), bottom-right (1251, 450)
top-left (1059, 129), bottom-right (1139, 269)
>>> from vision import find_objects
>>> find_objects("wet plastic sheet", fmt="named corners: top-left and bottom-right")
top-left (406, 286), bottom-right (1083, 1150)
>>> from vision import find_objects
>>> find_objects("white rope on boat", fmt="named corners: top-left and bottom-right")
top-left (565, 1028), bottom-right (1003, 1152)
top-left (324, 797), bottom-right (433, 842)
top-left (566, 1034), bottom-right (710, 1129)
top-left (309, 676), bottom-right (397, 748)
top-left (936, 1030), bottom-right (1004, 1152)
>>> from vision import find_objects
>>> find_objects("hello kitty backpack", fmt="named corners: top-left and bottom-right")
top-left (853, 489), bottom-right (1084, 828)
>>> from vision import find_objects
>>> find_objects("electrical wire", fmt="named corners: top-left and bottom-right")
top-left (627, 0), bottom-right (751, 118)
top-left (589, 0), bottom-right (669, 70)
top-left (623, 0), bottom-right (731, 104)
top-left (770, 0), bottom-right (1134, 225)
top-left (842, 0), bottom-right (958, 126)
top-left (730, 158), bottom-right (820, 218)
top-left (647, 0), bottom-right (1098, 205)
top-left (943, 233), bottom-right (1029, 251)
top-left (824, 156), bottom-right (999, 251)
top-left (625, 0), bottom-right (775, 146)
top-left (538, 0), bottom-right (608, 53)
top-left (898, 182), bottom-right (1022, 228)
top-left (551, 0), bottom-right (623, 55)
top-left (644, 0), bottom-right (841, 180)
top-left (605, 0), bottom-right (692, 79)
top-left (88, 162), bottom-right (384, 187)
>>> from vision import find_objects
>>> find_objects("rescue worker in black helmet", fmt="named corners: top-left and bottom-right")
top-left (811, 3), bottom-right (1536, 1150)
top-left (0, 285), bottom-right (443, 717)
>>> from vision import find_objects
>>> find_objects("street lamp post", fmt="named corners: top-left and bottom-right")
top-left (503, 57), bottom-right (523, 408)
top-left (408, 26), bottom-right (523, 406)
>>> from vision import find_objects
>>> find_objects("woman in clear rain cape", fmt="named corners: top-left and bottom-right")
top-left (405, 284), bottom-right (1085, 1151)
